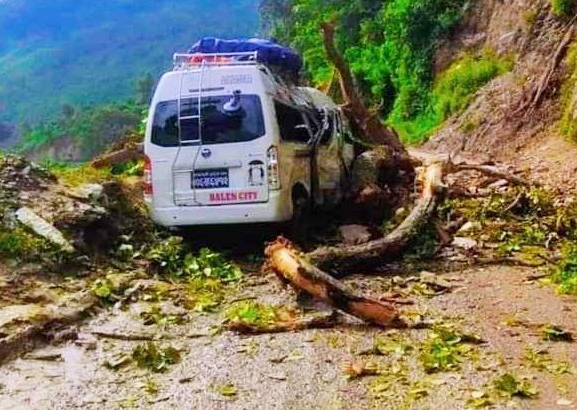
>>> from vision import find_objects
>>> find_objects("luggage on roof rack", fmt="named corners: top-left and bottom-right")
top-left (188, 38), bottom-right (302, 82)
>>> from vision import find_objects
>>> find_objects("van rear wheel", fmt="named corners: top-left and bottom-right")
top-left (289, 196), bottom-right (311, 245)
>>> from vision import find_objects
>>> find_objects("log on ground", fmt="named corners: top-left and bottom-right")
top-left (265, 238), bottom-right (402, 328)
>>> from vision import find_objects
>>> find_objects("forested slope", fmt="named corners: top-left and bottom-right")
top-left (0, 0), bottom-right (260, 125)
top-left (264, 0), bottom-right (577, 156)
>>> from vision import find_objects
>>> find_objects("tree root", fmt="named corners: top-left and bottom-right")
top-left (514, 16), bottom-right (576, 116)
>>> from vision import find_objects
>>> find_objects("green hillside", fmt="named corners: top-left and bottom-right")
top-left (0, 0), bottom-right (260, 125)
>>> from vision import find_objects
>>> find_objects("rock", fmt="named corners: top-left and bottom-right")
top-left (75, 333), bottom-right (98, 350)
top-left (339, 224), bottom-right (373, 245)
top-left (23, 348), bottom-right (63, 361)
top-left (452, 237), bottom-right (478, 250)
top-left (65, 183), bottom-right (104, 201)
top-left (557, 399), bottom-right (573, 406)
top-left (487, 179), bottom-right (508, 189)
top-left (458, 221), bottom-right (481, 234)
top-left (15, 207), bottom-right (74, 252)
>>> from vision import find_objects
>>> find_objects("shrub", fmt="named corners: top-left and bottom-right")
top-left (394, 50), bottom-right (512, 143)
top-left (0, 227), bottom-right (56, 261)
top-left (551, 0), bottom-right (575, 17)
top-left (147, 236), bottom-right (243, 282)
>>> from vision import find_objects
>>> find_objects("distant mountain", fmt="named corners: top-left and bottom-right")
top-left (0, 0), bottom-right (261, 125)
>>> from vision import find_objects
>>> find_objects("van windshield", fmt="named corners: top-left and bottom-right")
top-left (151, 95), bottom-right (265, 147)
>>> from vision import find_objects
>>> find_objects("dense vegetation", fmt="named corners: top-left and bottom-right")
top-left (18, 100), bottom-right (144, 160)
top-left (262, 0), bottom-right (513, 143)
top-left (551, 0), bottom-right (575, 17)
top-left (0, 0), bottom-right (260, 125)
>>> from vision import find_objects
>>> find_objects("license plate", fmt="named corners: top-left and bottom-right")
top-left (192, 169), bottom-right (229, 189)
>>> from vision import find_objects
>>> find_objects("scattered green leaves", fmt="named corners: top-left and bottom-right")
top-left (492, 373), bottom-right (538, 399)
top-left (140, 305), bottom-right (186, 327)
top-left (132, 342), bottom-right (181, 373)
top-left (224, 300), bottom-right (294, 331)
top-left (420, 326), bottom-right (481, 373)
top-left (552, 244), bottom-right (577, 295)
top-left (91, 273), bottom-right (130, 304)
top-left (541, 325), bottom-right (574, 342)
top-left (523, 348), bottom-right (574, 375)
top-left (147, 237), bottom-right (242, 282)
top-left (217, 384), bottom-right (238, 397)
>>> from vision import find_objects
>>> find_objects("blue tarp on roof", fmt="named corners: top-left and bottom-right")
top-left (189, 38), bottom-right (302, 75)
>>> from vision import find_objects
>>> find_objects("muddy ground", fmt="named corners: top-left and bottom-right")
top-left (1, 258), bottom-right (576, 410)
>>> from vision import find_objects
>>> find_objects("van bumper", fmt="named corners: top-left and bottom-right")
top-left (146, 192), bottom-right (292, 227)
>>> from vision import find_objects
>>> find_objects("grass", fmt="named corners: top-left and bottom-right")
top-left (395, 49), bottom-right (513, 144)
top-left (0, 226), bottom-right (58, 262)
top-left (46, 161), bottom-right (116, 187)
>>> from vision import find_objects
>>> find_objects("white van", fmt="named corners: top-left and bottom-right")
top-left (143, 52), bottom-right (354, 232)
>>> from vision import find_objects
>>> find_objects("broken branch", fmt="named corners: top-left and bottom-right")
top-left (452, 163), bottom-right (535, 187)
top-left (320, 21), bottom-right (414, 177)
top-left (91, 142), bottom-right (144, 169)
top-left (265, 238), bottom-right (402, 328)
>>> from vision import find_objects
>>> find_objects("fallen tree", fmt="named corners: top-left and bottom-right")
top-left (320, 21), bottom-right (416, 215)
top-left (308, 161), bottom-right (445, 271)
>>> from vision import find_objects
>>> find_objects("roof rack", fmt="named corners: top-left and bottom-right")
top-left (173, 52), bottom-right (259, 71)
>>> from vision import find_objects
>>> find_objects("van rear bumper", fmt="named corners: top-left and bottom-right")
top-left (147, 192), bottom-right (292, 227)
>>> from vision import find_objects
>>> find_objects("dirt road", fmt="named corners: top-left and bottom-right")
top-left (1, 262), bottom-right (576, 410)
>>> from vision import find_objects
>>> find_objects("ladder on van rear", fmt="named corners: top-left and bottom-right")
top-left (170, 60), bottom-right (206, 206)
top-left (170, 52), bottom-right (260, 207)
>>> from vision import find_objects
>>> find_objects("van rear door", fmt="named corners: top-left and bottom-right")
top-left (167, 94), bottom-right (269, 207)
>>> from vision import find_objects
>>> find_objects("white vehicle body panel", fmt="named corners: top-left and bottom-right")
top-left (144, 55), bottom-right (354, 227)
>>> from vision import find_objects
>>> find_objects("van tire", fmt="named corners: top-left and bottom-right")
top-left (289, 196), bottom-right (311, 245)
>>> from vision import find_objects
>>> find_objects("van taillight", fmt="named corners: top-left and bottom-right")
top-left (267, 146), bottom-right (281, 190)
top-left (143, 156), bottom-right (153, 195)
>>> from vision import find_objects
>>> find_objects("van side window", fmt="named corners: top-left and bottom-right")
top-left (151, 101), bottom-right (179, 147)
top-left (274, 101), bottom-right (310, 143)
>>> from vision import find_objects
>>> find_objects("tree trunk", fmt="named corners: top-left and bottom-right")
top-left (320, 22), bottom-right (414, 179)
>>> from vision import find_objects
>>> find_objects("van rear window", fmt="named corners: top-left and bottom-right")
top-left (151, 95), bottom-right (265, 147)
